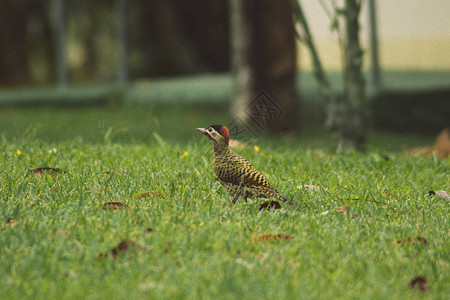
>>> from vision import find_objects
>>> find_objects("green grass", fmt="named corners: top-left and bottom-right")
top-left (1, 106), bottom-right (448, 299)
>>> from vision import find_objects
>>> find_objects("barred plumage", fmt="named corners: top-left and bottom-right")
top-left (197, 125), bottom-right (288, 204)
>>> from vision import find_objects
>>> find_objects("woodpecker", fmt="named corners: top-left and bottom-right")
top-left (196, 125), bottom-right (289, 204)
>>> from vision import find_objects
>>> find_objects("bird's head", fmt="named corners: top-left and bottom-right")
top-left (196, 125), bottom-right (230, 146)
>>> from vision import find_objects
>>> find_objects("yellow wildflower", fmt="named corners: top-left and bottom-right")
top-left (16, 149), bottom-right (22, 156)
top-left (181, 151), bottom-right (189, 158)
top-left (254, 146), bottom-right (260, 152)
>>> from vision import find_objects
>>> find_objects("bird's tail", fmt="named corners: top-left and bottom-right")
top-left (276, 191), bottom-right (299, 206)
top-left (278, 193), bottom-right (289, 202)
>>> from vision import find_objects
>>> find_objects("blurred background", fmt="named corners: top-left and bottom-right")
top-left (0, 0), bottom-right (449, 148)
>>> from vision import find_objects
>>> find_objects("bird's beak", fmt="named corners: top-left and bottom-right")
top-left (197, 127), bottom-right (214, 141)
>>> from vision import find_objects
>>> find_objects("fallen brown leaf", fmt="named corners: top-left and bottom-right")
top-left (409, 276), bottom-right (428, 291)
top-left (101, 202), bottom-right (130, 210)
top-left (97, 240), bottom-right (149, 258)
top-left (98, 240), bottom-right (136, 258)
top-left (434, 128), bottom-right (450, 158)
top-left (105, 171), bottom-right (119, 175)
top-left (337, 206), bottom-right (351, 213)
top-left (259, 201), bottom-right (281, 211)
top-left (136, 192), bottom-right (164, 200)
top-left (395, 236), bottom-right (428, 245)
top-left (253, 234), bottom-right (294, 241)
top-left (6, 218), bottom-right (16, 227)
top-left (407, 128), bottom-right (450, 158)
top-left (30, 167), bottom-right (62, 176)
top-left (297, 185), bottom-right (326, 191)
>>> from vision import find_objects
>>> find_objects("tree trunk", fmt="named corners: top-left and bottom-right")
top-left (326, 0), bottom-right (366, 151)
top-left (230, 0), bottom-right (253, 128)
top-left (0, 1), bottom-right (34, 86)
top-left (231, 0), bottom-right (299, 134)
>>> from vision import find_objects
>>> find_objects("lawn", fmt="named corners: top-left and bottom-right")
top-left (0, 106), bottom-right (448, 299)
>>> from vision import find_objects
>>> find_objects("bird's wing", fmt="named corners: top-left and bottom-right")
top-left (214, 154), bottom-right (272, 188)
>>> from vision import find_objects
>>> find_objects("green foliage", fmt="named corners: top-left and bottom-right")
top-left (0, 107), bottom-right (448, 299)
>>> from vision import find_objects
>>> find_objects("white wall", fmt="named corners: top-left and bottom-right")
top-left (298, 0), bottom-right (450, 70)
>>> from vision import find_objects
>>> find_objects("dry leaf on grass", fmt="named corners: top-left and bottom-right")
top-left (98, 240), bottom-right (136, 258)
top-left (6, 218), bottom-right (16, 227)
top-left (409, 276), bottom-right (428, 291)
top-left (98, 240), bottom-right (149, 258)
top-left (434, 128), bottom-right (450, 158)
top-left (30, 167), bottom-right (62, 176)
top-left (253, 234), bottom-right (294, 241)
top-left (259, 201), bottom-right (281, 211)
top-left (105, 171), bottom-right (119, 175)
top-left (407, 128), bottom-right (450, 158)
top-left (395, 236), bottom-right (428, 245)
top-left (428, 190), bottom-right (449, 200)
top-left (297, 184), bottom-right (326, 191)
top-left (337, 206), bottom-right (351, 213)
top-left (101, 202), bottom-right (130, 210)
top-left (135, 192), bottom-right (163, 200)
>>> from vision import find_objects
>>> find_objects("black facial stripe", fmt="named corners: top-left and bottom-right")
top-left (209, 125), bottom-right (224, 133)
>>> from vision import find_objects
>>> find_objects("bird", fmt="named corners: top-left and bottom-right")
top-left (196, 125), bottom-right (289, 204)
